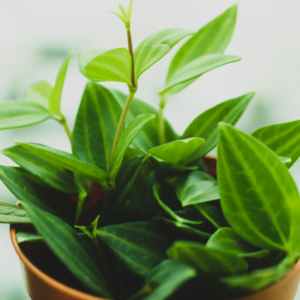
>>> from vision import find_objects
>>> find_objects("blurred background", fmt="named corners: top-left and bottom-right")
top-left (1, 0), bottom-right (300, 299)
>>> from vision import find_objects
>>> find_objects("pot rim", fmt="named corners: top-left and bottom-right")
top-left (10, 225), bottom-right (108, 300)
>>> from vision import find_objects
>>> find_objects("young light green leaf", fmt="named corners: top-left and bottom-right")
top-left (111, 89), bottom-right (178, 151)
top-left (182, 92), bottom-right (254, 158)
top-left (24, 81), bottom-right (53, 108)
top-left (134, 29), bottom-right (194, 80)
top-left (21, 201), bottom-right (112, 298)
top-left (2, 145), bottom-right (77, 194)
top-left (126, 0), bottom-right (133, 21)
top-left (109, 11), bottom-right (126, 23)
top-left (81, 48), bottom-right (132, 85)
top-left (207, 228), bottom-right (270, 258)
top-left (78, 49), bottom-right (105, 75)
top-left (167, 241), bottom-right (248, 276)
top-left (175, 171), bottom-right (219, 207)
top-left (16, 231), bottom-right (43, 243)
top-left (49, 52), bottom-right (73, 115)
top-left (252, 120), bottom-right (300, 168)
top-left (109, 114), bottom-right (156, 180)
top-left (72, 83), bottom-right (122, 172)
top-left (148, 138), bottom-right (205, 165)
top-left (17, 143), bottom-right (107, 187)
top-left (218, 123), bottom-right (300, 252)
top-left (161, 54), bottom-right (241, 96)
top-left (0, 102), bottom-right (52, 130)
top-left (97, 221), bottom-right (173, 277)
top-left (127, 259), bottom-right (196, 300)
top-left (0, 201), bottom-right (31, 224)
top-left (167, 5), bottom-right (237, 84)
top-left (153, 184), bottom-right (203, 225)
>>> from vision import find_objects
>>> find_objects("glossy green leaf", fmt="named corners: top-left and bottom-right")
top-left (0, 201), bottom-right (31, 224)
top-left (16, 231), bottom-right (42, 243)
top-left (49, 52), bottom-right (73, 115)
top-left (134, 28), bottom-right (193, 80)
top-left (0, 102), bottom-right (51, 130)
top-left (78, 49), bottom-right (104, 74)
top-left (153, 184), bottom-right (203, 225)
top-left (182, 92), bottom-right (254, 158)
top-left (72, 83), bottom-right (122, 172)
top-left (21, 201), bottom-right (111, 298)
top-left (175, 171), bottom-right (219, 207)
top-left (97, 221), bottom-right (173, 277)
top-left (17, 143), bottom-right (107, 186)
top-left (148, 138), bottom-right (205, 165)
top-left (109, 114), bottom-right (156, 180)
top-left (218, 123), bottom-right (300, 252)
top-left (161, 54), bottom-right (241, 96)
top-left (166, 5), bottom-right (237, 94)
top-left (2, 145), bottom-right (77, 194)
top-left (80, 48), bottom-right (132, 85)
top-left (24, 81), bottom-right (53, 108)
top-left (167, 241), bottom-right (248, 276)
top-left (207, 228), bottom-right (270, 258)
top-left (127, 259), bottom-right (196, 300)
top-left (111, 89), bottom-right (177, 150)
top-left (252, 120), bottom-right (300, 168)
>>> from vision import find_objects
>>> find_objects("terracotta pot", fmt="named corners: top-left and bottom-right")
top-left (9, 156), bottom-right (300, 300)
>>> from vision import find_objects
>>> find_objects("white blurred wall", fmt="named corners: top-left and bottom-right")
top-left (1, 0), bottom-right (300, 299)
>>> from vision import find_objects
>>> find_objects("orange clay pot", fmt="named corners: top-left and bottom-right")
top-left (9, 156), bottom-right (300, 300)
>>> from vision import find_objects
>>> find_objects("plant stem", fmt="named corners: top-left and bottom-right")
top-left (109, 90), bottom-right (135, 171)
top-left (60, 115), bottom-right (72, 142)
top-left (158, 95), bottom-right (167, 144)
top-left (127, 27), bottom-right (136, 88)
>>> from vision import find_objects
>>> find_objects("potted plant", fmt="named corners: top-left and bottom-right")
top-left (2, 1), bottom-right (300, 299)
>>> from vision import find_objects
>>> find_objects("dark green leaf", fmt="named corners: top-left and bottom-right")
top-left (2, 145), bottom-right (77, 194)
top-left (134, 28), bottom-right (193, 80)
top-left (16, 231), bottom-right (42, 243)
top-left (207, 228), bottom-right (270, 258)
top-left (49, 52), bottom-right (73, 115)
top-left (21, 201), bottom-right (111, 298)
top-left (175, 171), bottom-right (219, 206)
top-left (167, 240), bottom-right (248, 276)
top-left (0, 201), bottom-right (31, 224)
top-left (182, 92), bottom-right (254, 158)
top-left (252, 120), bottom-right (300, 168)
top-left (97, 221), bottom-right (173, 277)
top-left (111, 89), bottom-right (177, 151)
top-left (80, 48), bottom-right (132, 85)
top-left (148, 138), bottom-right (205, 165)
top-left (24, 80), bottom-right (53, 108)
top-left (127, 259), bottom-right (196, 300)
top-left (72, 83), bottom-right (122, 172)
top-left (0, 102), bottom-right (51, 130)
top-left (218, 123), bottom-right (300, 252)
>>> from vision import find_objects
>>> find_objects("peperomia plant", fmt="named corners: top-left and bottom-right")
top-left (1, 2), bottom-right (300, 300)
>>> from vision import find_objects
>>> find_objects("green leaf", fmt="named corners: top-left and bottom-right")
top-left (78, 49), bottom-right (105, 74)
top-left (207, 228), bottom-right (270, 258)
top-left (127, 259), bottom-right (196, 300)
top-left (134, 29), bottom-right (194, 80)
top-left (111, 89), bottom-right (177, 151)
top-left (278, 156), bottom-right (292, 165)
top-left (0, 102), bottom-right (52, 130)
top-left (16, 231), bottom-right (43, 243)
top-left (167, 5), bottom-right (237, 85)
top-left (0, 201), bottom-right (31, 224)
top-left (97, 221), bottom-right (173, 277)
top-left (153, 184), bottom-right (203, 225)
top-left (167, 241), bottom-right (248, 276)
top-left (252, 120), bottom-right (300, 168)
top-left (49, 52), bottom-right (73, 115)
top-left (80, 48), bottom-right (132, 85)
top-left (24, 81), bottom-right (53, 108)
top-left (182, 92), bottom-right (254, 158)
top-left (109, 114), bottom-right (156, 180)
top-left (17, 143), bottom-right (107, 187)
top-left (2, 145), bottom-right (77, 194)
top-left (72, 83), bottom-right (122, 172)
top-left (175, 171), bottom-right (219, 207)
top-left (148, 138), bottom-right (205, 165)
top-left (218, 123), bottom-right (300, 252)
top-left (161, 54), bottom-right (241, 96)
top-left (21, 201), bottom-right (111, 298)
top-left (109, 11), bottom-right (126, 23)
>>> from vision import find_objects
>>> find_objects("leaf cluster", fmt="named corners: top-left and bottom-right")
top-left (1, 3), bottom-right (300, 300)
